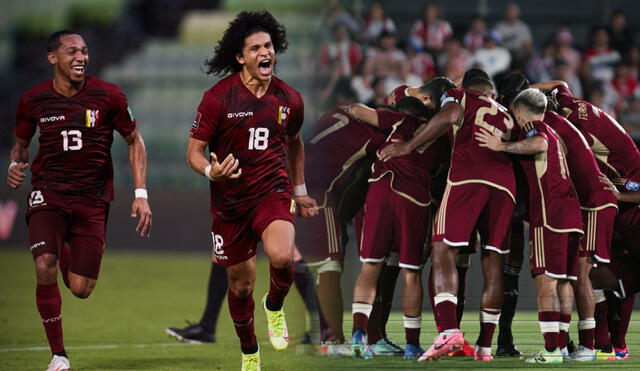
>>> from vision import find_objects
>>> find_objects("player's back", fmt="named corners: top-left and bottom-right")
top-left (15, 76), bottom-right (136, 201)
top-left (543, 110), bottom-right (617, 208)
top-left (191, 73), bottom-right (304, 220)
top-left (443, 88), bottom-right (516, 200)
top-left (552, 84), bottom-right (640, 185)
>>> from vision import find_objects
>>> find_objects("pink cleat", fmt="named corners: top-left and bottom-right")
top-left (473, 345), bottom-right (494, 361)
top-left (418, 332), bottom-right (466, 361)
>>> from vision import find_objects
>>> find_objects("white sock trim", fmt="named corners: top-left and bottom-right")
top-left (434, 292), bottom-right (457, 306)
top-left (539, 321), bottom-right (560, 334)
top-left (442, 328), bottom-right (461, 334)
top-left (578, 318), bottom-right (596, 330)
top-left (352, 302), bottom-right (373, 317)
top-left (403, 315), bottom-right (422, 329)
top-left (594, 289), bottom-right (606, 303)
top-left (559, 322), bottom-right (570, 332)
top-left (480, 309), bottom-right (501, 325)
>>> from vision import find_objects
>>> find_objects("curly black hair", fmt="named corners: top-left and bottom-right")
top-left (496, 73), bottom-right (530, 108)
top-left (204, 10), bottom-right (288, 76)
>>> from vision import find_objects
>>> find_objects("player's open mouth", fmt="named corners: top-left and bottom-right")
top-left (71, 65), bottom-right (85, 77)
top-left (258, 60), bottom-right (272, 75)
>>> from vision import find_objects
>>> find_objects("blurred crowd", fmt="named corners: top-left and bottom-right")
top-left (312, 0), bottom-right (640, 138)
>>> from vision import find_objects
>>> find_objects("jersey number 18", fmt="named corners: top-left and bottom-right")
top-left (248, 127), bottom-right (269, 150)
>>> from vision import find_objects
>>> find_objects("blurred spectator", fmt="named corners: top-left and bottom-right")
top-left (363, 31), bottom-right (408, 88)
top-left (405, 45), bottom-right (436, 82)
top-left (493, 2), bottom-right (533, 68)
top-left (553, 28), bottom-right (581, 76)
top-left (367, 77), bottom-right (389, 107)
top-left (318, 23), bottom-right (363, 78)
top-left (526, 41), bottom-right (555, 83)
top-left (409, 2), bottom-right (453, 54)
top-left (554, 58), bottom-right (583, 99)
top-left (463, 15), bottom-right (488, 52)
top-left (607, 10), bottom-right (634, 55)
top-left (619, 97), bottom-right (640, 135)
top-left (624, 45), bottom-right (640, 80)
top-left (473, 31), bottom-right (511, 78)
top-left (582, 27), bottom-right (621, 87)
top-left (587, 86), bottom-right (616, 118)
top-left (317, 0), bottom-right (360, 41)
top-left (609, 63), bottom-right (639, 111)
top-left (437, 37), bottom-right (473, 83)
top-left (362, 1), bottom-right (397, 45)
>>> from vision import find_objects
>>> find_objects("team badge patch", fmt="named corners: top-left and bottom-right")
top-left (277, 106), bottom-right (289, 126)
top-left (85, 109), bottom-right (100, 127)
top-left (626, 180), bottom-right (640, 191)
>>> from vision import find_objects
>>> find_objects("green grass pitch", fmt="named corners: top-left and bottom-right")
top-left (0, 247), bottom-right (637, 370)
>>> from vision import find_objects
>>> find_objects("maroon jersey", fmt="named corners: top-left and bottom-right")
top-left (383, 85), bottom-right (409, 106)
top-left (543, 111), bottom-right (617, 209)
top-left (441, 88), bottom-right (516, 201)
top-left (370, 110), bottom-right (450, 206)
top-left (518, 121), bottom-right (583, 232)
top-left (305, 105), bottom-right (386, 205)
top-left (190, 73), bottom-right (304, 220)
top-left (551, 84), bottom-right (640, 189)
top-left (14, 76), bottom-right (136, 202)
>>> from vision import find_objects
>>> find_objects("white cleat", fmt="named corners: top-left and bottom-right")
top-left (569, 345), bottom-right (597, 361)
top-left (46, 355), bottom-right (70, 371)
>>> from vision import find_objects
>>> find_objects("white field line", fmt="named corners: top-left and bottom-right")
top-left (0, 342), bottom-right (192, 352)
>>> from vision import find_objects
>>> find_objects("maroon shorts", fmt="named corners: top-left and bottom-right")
top-left (295, 201), bottom-right (343, 263)
top-left (614, 205), bottom-right (640, 261)
top-left (359, 177), bottom-right (429, 269)
top-left (529, 226), bottom-right (579, 280)
top-left (211, 192), bottom-right (294, 267)
top-left (433, 183), bottom-right (514, 254)
top-left (580, 206), bottom-right (617, 263)
top-left (26, 189), bottom-right (109, 280)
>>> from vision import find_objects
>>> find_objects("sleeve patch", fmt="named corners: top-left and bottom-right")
top-left (192, 112), bottom-right (202, 130)
top-left (440, 93), bottom-right (458, 106)
top-left (525, 128), bottom-right (538, 138)
top-left (626, 180), bottom-right (640, 191)
top-left (127, 106), bottom-right (134, 121)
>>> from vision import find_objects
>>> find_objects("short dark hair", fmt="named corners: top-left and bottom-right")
top-left (204, 11), bottom-right (288, 76)
top-left (497, 73), bottom-right (530, 108)
top-left (47, 30), bottom-right (80, 52)
top-left (419, 76), bottom-right (456, 107)
top-left (397, 96), bottom-right (430, 119)
top-left (461, 68), bottom-right (490, 88)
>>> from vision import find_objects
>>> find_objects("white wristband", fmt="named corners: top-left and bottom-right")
top-left (204, 164), bottom-right (214, 181)
top-left (293, 183), bottom-right (307, 197)
top-left (8, 161), bottom-right (18, 171)
top-left (134, 188), bottom-right (148, 199)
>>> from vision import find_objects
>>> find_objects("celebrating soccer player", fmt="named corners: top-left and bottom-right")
top-left (7, 30), bottom-right (152, 371)
top-left (185, 11), bottom-right (317, 371)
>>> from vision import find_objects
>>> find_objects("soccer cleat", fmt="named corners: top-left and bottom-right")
top-left (46, 355), bottom-right (70, 371)
top-left (419, 332), bottom-right (466, 361)
top-left (320, 340), bottom-right (353, 357)
top-left (403, 344), bottom-right (425, 359)
top-left (261, 294), bottom-right (289, 350)
top-left (496, 343), bottom-right (523, 357)
top-left (595, 348), bottom-right (616, 360)
top-left (447, 340), bottom-right (475, 356)
top-left (370, 338), bottom-right (404, 356)
top-left (613, 347), bottom-right (630, 360)
top-left (473, 345), bottom-right (494, 361)
top-left (351, 329), bottom-right (373, 359)
top-left (166, 322), bottom-right (215, 344)
top-left (241, 349), bottom-right (260, 371)
top-left (569, 345), bottom-right (596, 361)
top-left (525, 348), bottom-right (563, 364)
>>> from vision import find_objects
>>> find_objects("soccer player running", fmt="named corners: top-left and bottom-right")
top-left (7, 30), bottom-right (151, 371)
top-left (379, 72), bottom-right (516, 361)
top-left (476, 88), bottom-right (583, 364)
top-left (185, 11), bottom-right (317, 371)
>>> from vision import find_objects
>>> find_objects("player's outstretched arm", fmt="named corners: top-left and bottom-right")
top-left (378, 102), bottom-right (461, 161)
top-left (124, 129), bottom-right (152, 237)
top-left (347, 103), bottom-right (380, 127)
top-left (7, 137), bottom-right (30, 189)
top-left (286, 133), bottom-right (318, 218)
top-left (475, 127), bottom-right (547, 154)
top-left (530, 80), bottom-right (568, 92)
top-left (599, 173), bottom-right (640, 204)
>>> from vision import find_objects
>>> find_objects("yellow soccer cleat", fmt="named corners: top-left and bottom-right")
top-left (595, 348), bottom-right (615, 360)
top-left (241, 349), bottom-right (260, 371)
top-left (262, 294), bottom-right (290, 350)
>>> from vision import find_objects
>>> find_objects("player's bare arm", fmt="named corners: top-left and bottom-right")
top-left (529, 80), bottom-right (568, 92)
top-left (378, 101), bottom-right (460, 161)
top-left (286, 132), bottom-right (318, 218)
top-left (347, 103), bottom-right (380, 126)
top-left (186, 137), bottom-right (241, 182)
top-left (7, 137), bottom-right (30, 189)
top-left (124, 129), bottom-right (152, 237)
top-left (476, 127), bottom-right (548, 154)
top-left (599, 173), bottom-right (640, 203)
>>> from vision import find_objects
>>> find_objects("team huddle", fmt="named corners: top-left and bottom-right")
top-left (8, 9), bottom-right (640, 371)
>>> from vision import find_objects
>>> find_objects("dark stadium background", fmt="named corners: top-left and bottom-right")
top-left (1, 0), bottom-right (640, 314)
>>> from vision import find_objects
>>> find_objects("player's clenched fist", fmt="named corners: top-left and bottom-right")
top-left (7, 162), bottom-right (28, 189)
top-left (294, 194), bottom-right (319, 218)
top-left (206, 152), bottom-right (242, 181)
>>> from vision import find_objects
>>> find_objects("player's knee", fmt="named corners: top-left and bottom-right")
top-left (34, 255), bottom-right (57, 284)
top-left (70, 279), bottom-right (95, 299)
top-left (230, 280), bottom-right (254, 297)
top-left (269, 254), bottom-right (293, 269)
